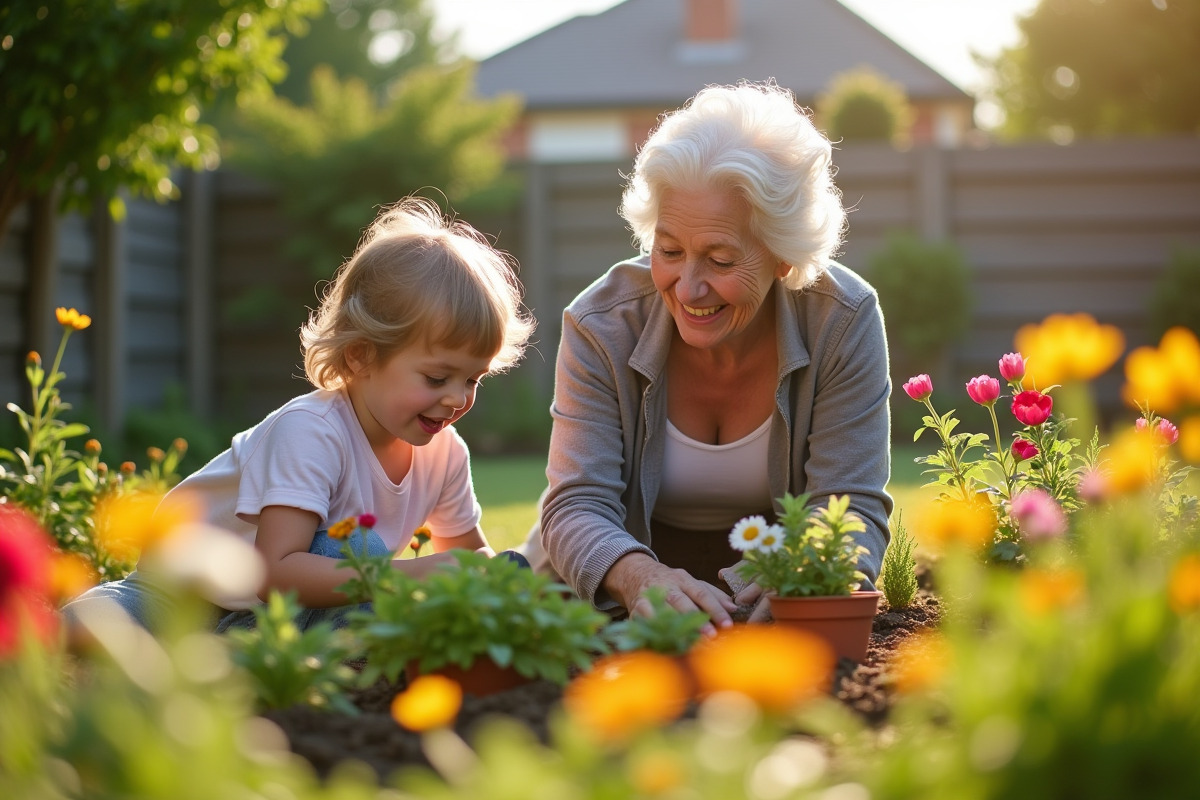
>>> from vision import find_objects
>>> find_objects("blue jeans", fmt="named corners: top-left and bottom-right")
top-left (62, 528), bottom-right (390, 635)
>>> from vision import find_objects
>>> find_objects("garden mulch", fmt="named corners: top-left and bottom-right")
top-left (263, 586), bottom-right (942, 782)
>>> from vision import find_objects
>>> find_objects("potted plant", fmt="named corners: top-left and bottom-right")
top-left (337, 535), bottom-right (611, 697)
top-left (729, 493), bottom-right (881, 661)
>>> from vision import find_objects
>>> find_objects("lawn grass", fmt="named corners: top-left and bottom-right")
top-left (473, 444), bottom-right (938, 552)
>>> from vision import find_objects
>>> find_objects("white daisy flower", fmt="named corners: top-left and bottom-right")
top-left (729, 515), bottom-right (769, 551)
top-left (756, 524), bottom-right (786, 553)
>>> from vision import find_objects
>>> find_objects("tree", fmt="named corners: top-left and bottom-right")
top-left (0, 0), bottom-right (322, 241)
top-left (272, 0), bottom-right (451, 105)
top-left (228, 62), bottom-right (520, 277)
top-left (984, 0), bottom-right (1200, 140)
top-left (815, 66), bottom-right (914, 146)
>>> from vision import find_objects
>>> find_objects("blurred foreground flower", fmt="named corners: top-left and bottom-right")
top-left (93, 489), bottom-right (203, 563)
top-left (918, 495), bottom-right (996, 552)
top-left (1009, 489), bottom-right (1067, 541)
top-left (688, 625), bottom-right (834, 713)
top-left (564, 651), bottom-right (690, 743)
top-left (1015, 312), bottom-right (1124, 387)
top-left (1168, 554), bottom-right (1200, 613)
top-left (1020, 567), bottom-right (1085, 615)
top-left (891, 631), bottom-right (951, 694)
top-left (0, 506), bottom-right (59, 656)
top-left (1099, 428), bottom-right (1161, 496)
top-left (1123, 327), bottom-right (1200, 413)
top-left (392, 674), bottom-right (463, 731)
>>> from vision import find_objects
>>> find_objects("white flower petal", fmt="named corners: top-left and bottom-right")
top-left (729, 515), bottom-right (769, 551)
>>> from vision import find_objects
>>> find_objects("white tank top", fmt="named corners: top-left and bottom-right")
top-left (652, 416), bottom-right (773, 531)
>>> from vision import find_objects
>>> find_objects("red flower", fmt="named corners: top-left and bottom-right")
top-left (1011, 390), bottom-right (1053, 426)
top-left (1156, 418), bottom-right (1179, 445)
top-left (965, 375), bottom-right (1000, 406)
top-left (358, 513), bottom-right (377, 529)
top-left (1011, 439), bottom-right (1039, 461)
top-left (903, 374), bottom-right (933, 402)
top-left (0, 506), bottom-right (59, 657)
top-left (998, 352), bottom-right (1026, 382)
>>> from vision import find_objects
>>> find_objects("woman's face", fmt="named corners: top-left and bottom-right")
top-left (650, 186), bottom-right (789, 351)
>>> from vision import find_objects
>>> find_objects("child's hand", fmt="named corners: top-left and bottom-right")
top-left (475, 545), bottom-right (496, 558)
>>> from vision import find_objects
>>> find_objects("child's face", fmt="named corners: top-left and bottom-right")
top-left (349, 340), bottom-right (494, 447)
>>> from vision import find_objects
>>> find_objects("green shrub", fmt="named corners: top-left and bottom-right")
top-left (867, 231), bottom-right (972, 367)
top-left (816, 66), bottom-right (915, 145)
top-left (1148, 245), bottom-right (1200, 340)
top-left (879, 513), bottom-right (918, 609)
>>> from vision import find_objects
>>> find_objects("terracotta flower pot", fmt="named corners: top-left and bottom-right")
top-left (767, 591), bottom-right (881, 662)
top-left (405, 657), bottom-right (532, 698)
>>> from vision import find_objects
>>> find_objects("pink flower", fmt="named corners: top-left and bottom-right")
top-left (1012, 390), bottom-right (1053, 426)
top-left (1077, 468), bottom-right (1108, 503)
top-left (965, 375), bottom-right (1000, 406)
top-left (998, 352), bottom-right (1026, 382)
top-left (358, 513), bottom-right (377, 529)
top-left (1156, 418), bottom-right (1179, 445)
top-left (1010, 489), bottom-right (1068, 541)
top-left (903, 374), bottom-right (933, 402)
top-left (1135, 418), bottom-right (1150, 433)
top-left (1011, 439), bottom-right (1039, 461)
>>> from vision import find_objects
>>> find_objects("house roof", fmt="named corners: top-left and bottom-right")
top-left (475, 0), bottom-right (971, 111)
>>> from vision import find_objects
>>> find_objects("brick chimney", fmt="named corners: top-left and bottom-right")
top-left (685, 0), bottom-right (738, 43)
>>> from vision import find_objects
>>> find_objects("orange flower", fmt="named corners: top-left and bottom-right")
top-left (1179, 415), bottom-right (1200, 464)
top-left (1019, 567), bottom-right (1085, 615)
top-left (1168, 554), bottom-right (1200, 613)
top-left (687, 625), bottom-right (834, 713)
top-left (326, 517), bottom-right (357, 540)
top-left (1015, 313), bottom-right (1124, 388)
top-left (94, 489), bottom-right (201, 562)
top-left (410, 524), bottom-right (433, 553)
top-left (564, 651), bottom-right (691, 743)
top-left (918, 494), bottom-right (996, 551)
top-left (1122, 327), bottom-right (1200, 413)
top-left (1101, 428), bottom-right (1160, 496)
top-left (391, 674), bottom-right (463, 731)
top-left (891, 631), bottom-right (951, 694)
top-left (54, 307), bottom-right (92, 331)
top-left (628, 750), bottom-right (687, 796)
top-left (50, 550), bottom-right (98, 603)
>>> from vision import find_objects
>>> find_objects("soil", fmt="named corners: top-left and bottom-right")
top-left (263, 587), bottom-right (942, 782)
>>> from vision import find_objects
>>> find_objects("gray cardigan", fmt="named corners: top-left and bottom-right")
top-left (529, 256), bottom-right (893, 610)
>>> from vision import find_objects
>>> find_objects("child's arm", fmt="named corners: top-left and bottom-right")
top-left (254, 505), bottom-right (360, 607)
top-left (430, 525), bottom-right (495, 558)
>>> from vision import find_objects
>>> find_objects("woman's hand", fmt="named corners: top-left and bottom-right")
top-left (718, 566), bottom-right (772, 622)
top-left (604, 552), bottom-right (737, 636)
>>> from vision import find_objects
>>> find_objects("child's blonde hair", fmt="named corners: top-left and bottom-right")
top-left (301, 197), bottom-right (534, 390)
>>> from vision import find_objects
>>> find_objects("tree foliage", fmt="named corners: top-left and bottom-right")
top-left (272, 0), bottom-right (450, 105)
top-left (228, 62), bottom-right (520, 276)
top-left (0, 0), bottom-right (321, 240)
top-left (984, 0), bottom-right (1200, 140)
top-left (815, 65), bottom-right (914, 146)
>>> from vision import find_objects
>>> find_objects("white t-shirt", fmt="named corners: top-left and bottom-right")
top-left (169, 388), bottom-right (482, 553)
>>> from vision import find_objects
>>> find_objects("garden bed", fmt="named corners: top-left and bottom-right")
top-left (263, 588), bottom-right (941, 782)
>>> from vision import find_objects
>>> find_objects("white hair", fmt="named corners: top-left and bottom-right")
top-left (620, 81), bottom-right (847, 289)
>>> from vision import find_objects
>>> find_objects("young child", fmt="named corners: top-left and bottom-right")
top-left (65, 197), bottom-right (535, 633)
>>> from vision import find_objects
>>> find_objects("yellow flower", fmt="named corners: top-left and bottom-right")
top-left (1168, 554), bottom-right (1200, 614)
top-left (94, 489), bottom-right (201, 562)
top-left (50, 550), bottom-right (98, 602)
top-left (1015, 313), bottom-right (1124, 388)
top-left (391, 674), bottom-right (463, 731)
top-left (327, 517), bottom-right (357, 539)
top-left (1101, 428), bottom-right (1160, 495)
top-left (55, 307), bottom-right (92, 331)
top-left (1179, 415), bottom-right (1200, 464)
top-left (1019, 567), bottom-right (1085, 616)
top-left (891, 631), bottom-right (951, 694)
top-left (687, 625), bottom-right (834, 714)
top-left (1122, 327), bottom-right (1200, 413)
top-left (628, 750), bottom-right (687, 796)
top-left (918, 494), bottom-right (996, 552)
top-left (564, 651), bottom-right (691, 743)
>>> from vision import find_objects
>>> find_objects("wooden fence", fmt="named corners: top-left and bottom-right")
top-left (2, 137), bottom-right (1199, 436)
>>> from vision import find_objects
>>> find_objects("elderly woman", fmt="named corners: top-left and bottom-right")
top-left (524, 81), bottom-right (892, 631)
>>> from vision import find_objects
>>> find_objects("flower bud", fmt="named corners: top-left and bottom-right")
top-left (903, 374), bottom-right (933, 402)
top-left (120, 461), bottom-right (137, 475)
top-left (26, 351), bottom-right (41, 367)
top-left (965, 375), bottom-right (1000, 406)
top-left (146, 446), bottom-right (165, 463)
top-left (85, 439), bottom-right (102, 454)
top-left (172, 438), bottom-right (188, 455)
top-left (998, 352), bottom-right (1026, 382)
top-left (1011, 439), bottom-right (1038, 461)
